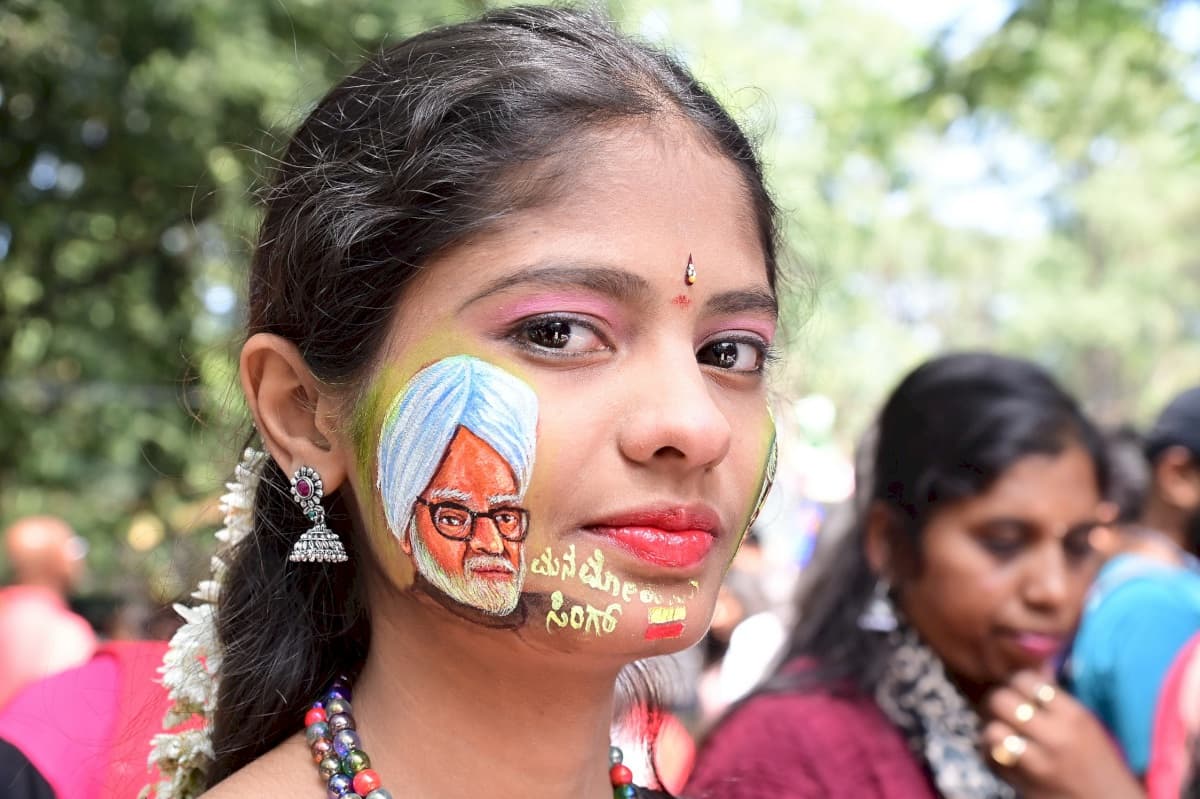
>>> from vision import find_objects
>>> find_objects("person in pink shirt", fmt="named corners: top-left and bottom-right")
top-left (0, 515), bottom-right (97, 708)
top-left (0, 639), bottom-right (173, 799)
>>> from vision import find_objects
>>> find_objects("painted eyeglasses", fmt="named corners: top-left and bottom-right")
top-left (414, 498), bottom-right (530, 542)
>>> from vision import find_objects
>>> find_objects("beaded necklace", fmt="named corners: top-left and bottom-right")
top-left (303, 678), bottom-right (642, 798)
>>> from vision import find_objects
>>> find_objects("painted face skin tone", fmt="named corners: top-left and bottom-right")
top-left (403, 427), bottom-right (527, 615)
top-left (896, 446), bottom-right (1106, 701)
top-left (348, 120), bottom-right (778, 661)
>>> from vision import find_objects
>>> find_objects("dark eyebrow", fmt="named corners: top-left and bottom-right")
top-left (977, 517), bottom-right (1036, 534)
top-left (704, 289), bottom-right (778, 319)
top-left (459, 265), bottom-right (652, 311)
top-left (978, 516), bottom-right (1103, 539)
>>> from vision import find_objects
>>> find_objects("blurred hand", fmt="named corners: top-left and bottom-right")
top-left (981, 670), bottom-right (1145, 799)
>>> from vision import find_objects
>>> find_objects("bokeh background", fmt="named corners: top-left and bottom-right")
top-left (2, 0), bottom-right (1198, 613)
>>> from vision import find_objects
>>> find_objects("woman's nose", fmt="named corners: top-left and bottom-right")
top-left (615, 348), bottom-right (732, 473)
top-left (1022, 544), bottom-right (1071, 611)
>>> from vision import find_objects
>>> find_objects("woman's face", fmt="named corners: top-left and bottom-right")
top-left (896, 446), bottom-right (1106, 696)
top-left (343, 121), bottom-right (777, 660)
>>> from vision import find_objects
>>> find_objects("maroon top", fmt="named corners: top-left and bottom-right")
top-left (686, 688), bottom-right (938, 799)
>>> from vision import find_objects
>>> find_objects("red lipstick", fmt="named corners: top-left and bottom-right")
top-left (584, 505), bottom-right (719, 569)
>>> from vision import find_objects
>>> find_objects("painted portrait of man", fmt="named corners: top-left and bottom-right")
top-left (377, 356), bottom-right (538, 615)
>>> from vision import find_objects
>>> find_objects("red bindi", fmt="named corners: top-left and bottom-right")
top-left (671, 294), bottom-right (691, 308)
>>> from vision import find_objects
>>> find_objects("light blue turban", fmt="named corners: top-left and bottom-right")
top-left (377, 355), bottom-right (539, 538)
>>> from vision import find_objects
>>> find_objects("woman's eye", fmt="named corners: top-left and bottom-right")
top-left (697, 339), bottom-right (765, 372)
top-left (976, 523), bottom-right (1027, 557)
top-left (514, 316), bottom-right (608, 356)
top-left (527, 320), bottom-right (572, 349)
top-left (982, 537), bottom-right (1023, 557)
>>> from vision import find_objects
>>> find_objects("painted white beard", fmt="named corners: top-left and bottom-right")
top-left (408, 520), bottom-right (526, 615)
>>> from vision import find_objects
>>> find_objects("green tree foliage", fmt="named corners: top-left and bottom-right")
top-left (624, 0), bottom-right (1199, 437)
top-left (0, 0), bottom-right (483, 596)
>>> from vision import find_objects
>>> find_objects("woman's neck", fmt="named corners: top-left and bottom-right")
top-left (351, 594), bottom-right (625, 799)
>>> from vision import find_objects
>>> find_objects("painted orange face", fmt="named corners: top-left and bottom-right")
top-left (403, 427), bottom-right (527, 614)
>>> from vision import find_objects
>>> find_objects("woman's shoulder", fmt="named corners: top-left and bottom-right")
top-left (686, 676), bottom-right (932, 799)
top-left (200, 733), bottom-right (314, 799)
top-left (703, 683), bottom-right (898, 753)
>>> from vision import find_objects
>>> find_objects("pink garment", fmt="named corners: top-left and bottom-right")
top-left (1147, 632), bottom-right (1200, 798)
top-left (0, 585), bottom-right (97, 708)
top-left (687, 686), bottom-right (937, 799)
top-left (0, 641), bottom-right (171, 799)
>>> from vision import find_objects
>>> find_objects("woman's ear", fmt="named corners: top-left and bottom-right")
top-left (1155, 446), bottom-right (1200, 511)
top-left (241, 333), bottom-right (350, 491)
top-left (863, 501), bottom-right (894, 580)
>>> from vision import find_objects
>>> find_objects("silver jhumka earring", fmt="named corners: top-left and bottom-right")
top-left (289, 466), bottom-right (348, 563)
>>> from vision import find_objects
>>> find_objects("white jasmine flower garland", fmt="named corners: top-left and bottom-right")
top-left (143, 447), bottom-right (266, 799)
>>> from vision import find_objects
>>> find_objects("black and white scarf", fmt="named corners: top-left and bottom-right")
top-left (874, 625), bottom-right (1018, 799)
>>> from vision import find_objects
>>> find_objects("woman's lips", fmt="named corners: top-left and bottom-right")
top-left (1002, 630), bottom-right (1067, 662)
top-left (583, 505), bottom-right (720, 569)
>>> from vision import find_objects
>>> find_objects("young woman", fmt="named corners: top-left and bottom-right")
top-left (151, 6), bottom-right (780, 799)
top-left (687, 353), bottom-right (1144, 799)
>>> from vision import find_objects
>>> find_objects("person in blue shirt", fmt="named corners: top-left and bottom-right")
top-left (1070, 387), bottom-right (1200, 777)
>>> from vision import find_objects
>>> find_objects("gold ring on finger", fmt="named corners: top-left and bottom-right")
top-left (1033, 683), bottom-right (1056, 707)
top-left (990, 734), bottom-right (1027, 767)
top-left (1014, 702), bottom-right (1036, 724)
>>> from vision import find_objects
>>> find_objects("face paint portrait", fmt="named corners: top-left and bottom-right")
top-left (377, 356), bottom-right (538, 615)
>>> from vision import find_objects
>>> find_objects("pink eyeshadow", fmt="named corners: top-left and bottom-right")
top-left (491, 294), bottom-right (623, 327)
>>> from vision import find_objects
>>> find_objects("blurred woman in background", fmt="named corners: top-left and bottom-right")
top-left (687, 352), bottom-right (1143, 799)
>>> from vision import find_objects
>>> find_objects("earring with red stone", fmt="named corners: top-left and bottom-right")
top-left (288, 465), bottom-right (348, 563)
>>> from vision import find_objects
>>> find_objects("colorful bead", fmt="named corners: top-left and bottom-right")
top-left (352, 768), bottom-right (382, 796)
top-left (306, 721), bottom-right (332, 746)
top-left (609, 745), bottom-right (623, 765)
top-left (319, 755), bottom-right (344, 780)
top-left (343, 749), bottom-right (370, 774)
top-left (324, 686), bottom-right (351, 705)
top-left (326, 772), bottom-right (353, 797)
top-left (311, 739), bottom-right (334, 763)
top-left (305, 707), bottom-right (329, 726)
top-left (610, 764), bottom-right (633, 786)
top-left (364, 790), bottom-right (393, 799)
top-left (325, 698), bottom-right (353, 717)
top-left (328, 712), bottom-right (356, 733)
top-left (332, 729), bottom-right (362, 758)
top-left (616, 785), bottom-right (636, 798)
